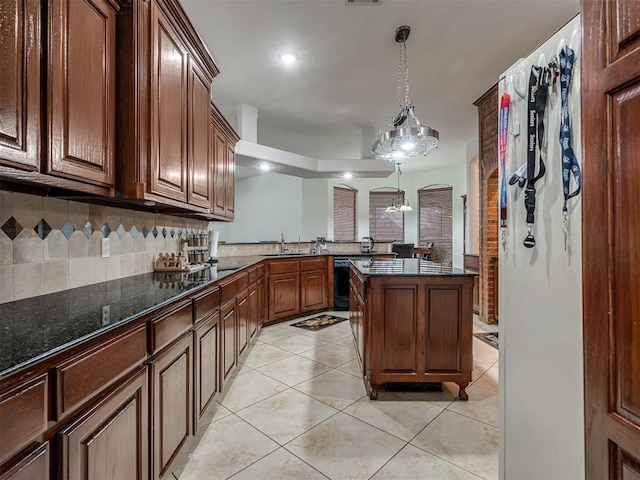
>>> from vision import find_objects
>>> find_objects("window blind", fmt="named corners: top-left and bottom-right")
top-left (418, 187), bottom-right (453, 264)
top-left (369, 190), bottom-right (404, 241)
top-left (333, 186), bottom-right (357, 241)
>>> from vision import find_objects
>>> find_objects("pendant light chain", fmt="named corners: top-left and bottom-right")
top-left (396, 40), bottom-right (410, 108)
top-left (403, 41), bottom-right (410, 106)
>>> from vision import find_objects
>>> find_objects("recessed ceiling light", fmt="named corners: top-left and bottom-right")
top-left (343, 172), bottom-right (353, 179)
top-left (258, 164), bottom-right (271, 171)
top-left (280, 53), bottom-right (297, 64)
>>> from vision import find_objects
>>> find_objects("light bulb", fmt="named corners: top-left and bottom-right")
top-left (343, 172), bottom-right (353, 179)
top-left (280, 53), bottom-right (297, 64)
top-left (391, 150), bottom-right (405, 158)
top-left (258, 164), bottom-right (271, 171)
top-left (401, 141), bottom-right (415, 151)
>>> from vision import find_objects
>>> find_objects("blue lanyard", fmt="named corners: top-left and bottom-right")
top-left (559, 46), bottom-right (581, 212)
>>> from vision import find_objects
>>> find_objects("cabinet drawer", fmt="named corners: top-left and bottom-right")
top-left (300, 257), bottom-right (325, 271)
top-left (248, 266), bottom-right (257, 284)
top-left (149, 301), bottom-right (193, 354)
top-left (55, 325), bottom-right (146, 418)
top-left (268, 260), bottom-right (299, 274)
top-left (193, 287), bottom-right (219, 323)
top-left (220, 278), bottom-right (237, 305)
top-left (237, 271), bottom-right (248, 292)
top-left (0, 374), bottom-right (48, 464)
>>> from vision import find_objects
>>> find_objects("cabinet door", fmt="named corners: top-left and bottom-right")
top-left (187, 57), bottom-right (212, 209)
top-left (225, 144), bottom-right (235, 218)
top-left (300, 269), bottom-right (328, 313)
top-left (0, 0), bottom-right (40, 170)
top-left (236, 291), bottom-right (249, 360)
top-left (212, 128), bottom-right (226, 217)
top-left (193, 312), bottom-right (219, 433)
top-left (257, 277), bottom-right (265, 328)
top-left (150, 334), bottom-right (192, 480)
top-left (268, 272), bottom-right (300, 321)
top-left (221, 300), bottom-right (236, 387)
top-left (248, 284), bottom-right (259, 339)
top-left (0, 442), bottom-right (49, 480)
top-left (150, 1), bottom-right (188, 202)
top-left (59, 367), bottom-right (148, 480)
top-left (47, 0), bottom-right (116, 188)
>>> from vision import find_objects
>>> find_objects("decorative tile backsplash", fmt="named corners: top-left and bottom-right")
top-left (0, 190), bottom-right (209, 303)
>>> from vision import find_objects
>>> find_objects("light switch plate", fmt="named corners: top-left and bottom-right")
top-left (101, 305), bottom-right (110, 325)
top-left (101, 238), bottom-right (110, 258)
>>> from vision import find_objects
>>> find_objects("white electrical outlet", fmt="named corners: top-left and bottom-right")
top-left (101, 305), bottom-right (110, 325)
top-left (101, 238), bottom-right (110, 258)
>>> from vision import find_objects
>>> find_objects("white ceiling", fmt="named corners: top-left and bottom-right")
top-left (181, 0), bottom-right (580, 179)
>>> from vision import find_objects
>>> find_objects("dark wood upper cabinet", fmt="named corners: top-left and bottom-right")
top-left (150, 1), bottom-right (188, 202)
top-left (188, 58), bottom-right (213, 209)
top-left (211, 102), bottom-right (239, 220)
top-left (47, 0), bottom-right (118, 190)
top-left (116, 0), bottom-right (224, 215)
top-left (0, 0), bottom-right (40, 171)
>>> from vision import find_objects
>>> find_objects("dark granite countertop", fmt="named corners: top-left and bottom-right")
top-left (0, 256), bottom-right (268, 378)
top-left (351, 258), bottom-right (477, 277)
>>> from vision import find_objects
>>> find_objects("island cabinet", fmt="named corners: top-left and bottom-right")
top-left (115, 0), bottom-right (224, 216)
top-left (0, 0), bottom-right (118, 196)
top-left (349, 260), bottom-right (475, 401)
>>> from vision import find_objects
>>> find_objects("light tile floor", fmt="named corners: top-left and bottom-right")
top-left (174, 312), bottom-right (499, 480)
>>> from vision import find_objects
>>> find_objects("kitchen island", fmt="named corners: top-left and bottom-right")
top-left (349, 259), bottom-right (476, 400)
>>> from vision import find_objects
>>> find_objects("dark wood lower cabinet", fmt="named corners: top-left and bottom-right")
top-left (221, 300), bottom-right (237, 388)
top-left (59, 367), bottom-right (148, 480)
top-left (300, 269), bottom-right (328, 313)
top-left (248, 283), bottom-right (259, 340)
top-left (268, 272), bottom-right (300, 320)
top-left (236, 290), bottom-right (249, 359)
top-left (0, 443), bottom-right (49, 480)
top-left (150, 334), bottom-right (192, 480)
top-left (193, 312), bottom-right (219, 433)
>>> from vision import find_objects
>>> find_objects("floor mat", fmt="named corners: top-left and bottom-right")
top-left (474, 331), bottom-right (499, 349)
top-left (290, 314), bottom-right (348, 331)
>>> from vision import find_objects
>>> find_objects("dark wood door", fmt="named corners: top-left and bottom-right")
top-left (221, 300), bottom-right (236, 387)
top-left (187, 57), bottom-right (212, 209)
top-left (582, 1), bottom-right (640, 477)
top-left (225, 144), bottom-right (235, 218)
top-left (193, 312), bottom-right (219, 433)
top-left (268, 272), bottom-right (300, 321)
top-left (0, 0), bottom-right (40, 170)
top-left (212, 128), bottom-right (227, 217)
top-left (236, 290), bottom-right (249, 359)
top-left (300, 270), bottom-right (328, 312)
top-left (150, 0), bottom-right (188, 202)
top-left (59, 367), bottom-right (148, 480)
top-left (150, 333), bottom-right (192, 480)
top-left (47, 0), bottom-right (117, 188)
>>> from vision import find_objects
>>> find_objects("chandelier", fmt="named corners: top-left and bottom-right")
top-left (386, 163), bottom-right (413, 212)
top-left (372, 26), bottom-right (439, 160)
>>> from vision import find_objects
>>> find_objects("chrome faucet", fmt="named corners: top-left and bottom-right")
top-left (280, 230), bottom-right (290, 253)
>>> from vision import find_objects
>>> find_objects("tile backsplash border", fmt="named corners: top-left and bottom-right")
top-left (0, 190), bottom-right (209, 303)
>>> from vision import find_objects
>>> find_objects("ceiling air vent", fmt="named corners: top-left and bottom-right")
top-left (346, 0), bottom-right (381, 5)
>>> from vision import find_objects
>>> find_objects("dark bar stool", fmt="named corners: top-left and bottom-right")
top-left (391, 243), bottom-right (415, 258)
